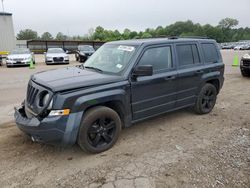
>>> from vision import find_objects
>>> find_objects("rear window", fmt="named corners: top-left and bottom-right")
top-left (201, 43), bottom-right (219, 63)
top-left (176, 44), bottom-right (200, 66)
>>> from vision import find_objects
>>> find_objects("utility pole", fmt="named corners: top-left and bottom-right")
top-left (1, 0), bottom-right (4, 12)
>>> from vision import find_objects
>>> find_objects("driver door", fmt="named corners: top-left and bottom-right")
top-left (131, 45), bottom-right (178, 121)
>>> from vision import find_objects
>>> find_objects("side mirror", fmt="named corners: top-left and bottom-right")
top-left (133, 65), bottom-right (153, 77)
top-left (65, 50), bottom-right (69, 54)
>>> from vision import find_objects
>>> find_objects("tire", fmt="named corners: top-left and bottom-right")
top-left (78, 106), bottom-right (122, 153)
top-left (194, 83), bottom-right (217, 114)
top-left (241, 70), bottom-right (249, 77)
top-left (76, 55), bottom-right (79, 61)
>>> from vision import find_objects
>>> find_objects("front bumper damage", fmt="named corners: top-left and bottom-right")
top-left (14, 105), bottom-right (82, 146)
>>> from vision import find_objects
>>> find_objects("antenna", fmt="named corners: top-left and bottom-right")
top-left (1, 0), bottom-right (4, 12)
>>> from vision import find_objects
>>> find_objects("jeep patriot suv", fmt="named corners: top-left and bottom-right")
top-left (15, 38), bottom-right (224, 153)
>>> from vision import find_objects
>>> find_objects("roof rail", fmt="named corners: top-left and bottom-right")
top-left (180, 36), bottom-right (210, 39)
top-left (168, 36), bottom-right (179, 39)
top-left (167, 36), bottom-right (210, 39)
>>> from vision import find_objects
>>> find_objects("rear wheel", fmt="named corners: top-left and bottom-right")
top-left (78, 106), bottom-right (122, 153)
top-left (194, 83), bottom-right (217, 114)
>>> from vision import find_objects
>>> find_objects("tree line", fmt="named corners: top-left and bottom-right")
top-left (16, 18), bottom-right (250, 43)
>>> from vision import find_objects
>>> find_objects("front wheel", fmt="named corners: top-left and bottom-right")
top-left (78, 106), bottom-right (122, 153)
top-left (241, 70), bottom-right (250, 77)
top-left (194, 83), bottom-right (217, 114)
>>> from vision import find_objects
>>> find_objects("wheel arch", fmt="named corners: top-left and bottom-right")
top-left (206, 79), bottom-right (220, 93)
top-left (73, 89), bottom-right (132, 127)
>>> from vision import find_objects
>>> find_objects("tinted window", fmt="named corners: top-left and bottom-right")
top-left (202, 43), bottom-right (219, 63)
top-left (138, 46), bottom-right (172, 72)
top-left (176, 44), bottom-right (200, 66)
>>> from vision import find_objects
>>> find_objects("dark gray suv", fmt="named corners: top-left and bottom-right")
top-left (15, 38), bottom-right (224, 153)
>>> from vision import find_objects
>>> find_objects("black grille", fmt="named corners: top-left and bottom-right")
top-left (13, 58), bottom-right (24, 61)
top-left (53, 57), bottom-right (64, 62)
top-left (243, 60), bottom-right (250, 67)
top-left (26, 84), bottom-right (39, 105)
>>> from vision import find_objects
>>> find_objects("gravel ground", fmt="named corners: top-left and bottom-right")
top-left (0, 50), bottom-right (249, 188)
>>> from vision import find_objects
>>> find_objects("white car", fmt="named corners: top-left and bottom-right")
top-left (6, 48), bottom-right (35, 68)
top-left (45, 48), bottom-right (69, 65)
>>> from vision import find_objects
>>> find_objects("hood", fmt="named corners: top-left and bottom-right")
top-left (46, 53), bottom-right (67, 58)
top-left (80, 50), bottom-right (95, 54)
top-left (32, 66), bottom-right (124, 92)
top-left (242, 53), bottom-right (250, 60)
top-left (7, 54), bottom-right (31, 59)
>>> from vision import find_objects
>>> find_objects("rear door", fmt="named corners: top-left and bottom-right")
top-left (175, 43), bottom-right (204, 108)
top-left (131, 44), bottom-right (178, 121)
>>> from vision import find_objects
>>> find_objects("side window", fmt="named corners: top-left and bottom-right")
top-left (138, 46), bottom-right (172, 73)
top-left (176, 44), bottom-right (200, 67)
top-left (202, 43), bottom-right (219, 63)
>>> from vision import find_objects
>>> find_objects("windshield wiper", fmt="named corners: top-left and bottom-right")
top-left (84, 66), bottom-right (103, 73)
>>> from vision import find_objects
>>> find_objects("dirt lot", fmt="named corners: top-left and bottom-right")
top-left (0, 51), bottom-right (249, 188)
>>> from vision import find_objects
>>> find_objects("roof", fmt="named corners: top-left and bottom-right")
top-left (0, 12), bottom-right (12, 16)
top-left (108, 37), bottom-right (216, 46)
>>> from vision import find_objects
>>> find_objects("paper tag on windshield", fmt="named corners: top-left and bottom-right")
top-left (118, 45), bottom-right (135, 52)
top-left (116, 64), bottom-right (123, 69)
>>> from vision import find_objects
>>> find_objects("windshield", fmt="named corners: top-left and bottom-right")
top-left (79, 45), bottom-right (94, 51)
top-left (47, 48), bottom-right (64, 53)
top-left (84, 44), bottom-right (137, 74)
top-left (11, 49), bottom-right (30, 54)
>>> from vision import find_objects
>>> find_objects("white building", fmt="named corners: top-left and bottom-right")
top-left (0, 12), bottom-right (16, 53)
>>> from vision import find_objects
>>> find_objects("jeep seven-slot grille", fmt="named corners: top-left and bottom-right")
top-left (243, 60), bottom-right (250, 67)
top-left (26, 84), bottom-right (39, 105)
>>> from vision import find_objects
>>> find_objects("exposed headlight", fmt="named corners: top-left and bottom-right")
top-left (46, 56), bottom-right (53, 60)
top-left (64, 56), bottom-right (69, 59)
top-left (42, 93), bottom-right (50, 107)
top-left (47, 98), bottom-right (53, 110)
top-left (49, 109), bottom-right (70, 116)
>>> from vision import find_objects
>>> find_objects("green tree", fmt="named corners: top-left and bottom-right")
top-left (56, 32), bottom-right (68, 40)
top-left (93, 26), bottom-right (105, 41)
top-left (123, 28), bottom-right (131, 40)
top-left (141, 32), bottom-right (152, 38)
top-left (89, 18), bottom-right (249, 43)
top-left (41, 32), bottom-right (53, 40)
top-left (218, 18), bottom-right (239, 29)
top-left (17, 29), bottom-right (38, 40)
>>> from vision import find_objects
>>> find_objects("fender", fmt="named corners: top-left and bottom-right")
top-left (73, 89), bottom-right (128, 113)
top-left (201, 71), bottom-right (221, 81)
top-left (200, 71), bottom-right (223, 93)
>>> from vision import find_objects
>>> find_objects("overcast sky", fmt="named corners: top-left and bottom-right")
top-left (2, 0), bottom-right (250, 36)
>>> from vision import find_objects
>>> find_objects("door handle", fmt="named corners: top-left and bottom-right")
top-left (195, 70), bottom-right (204, 75)
top-left (164, 76), bottom-right (176, 81)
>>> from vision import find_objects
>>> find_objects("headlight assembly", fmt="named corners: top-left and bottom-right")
top-left (42, 93), bottom-right (50, 107)
top-left (48, 99), bottom-right (53, 110)
top-left (39, 92), bottom-right (51, 108)
top-left (49, 109), bottom-right (70, 116)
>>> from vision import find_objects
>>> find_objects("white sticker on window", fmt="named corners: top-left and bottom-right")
top-left (116, 64), bottom-right (123, 69)
top-left (118, 45), bottom-right (135, 52)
